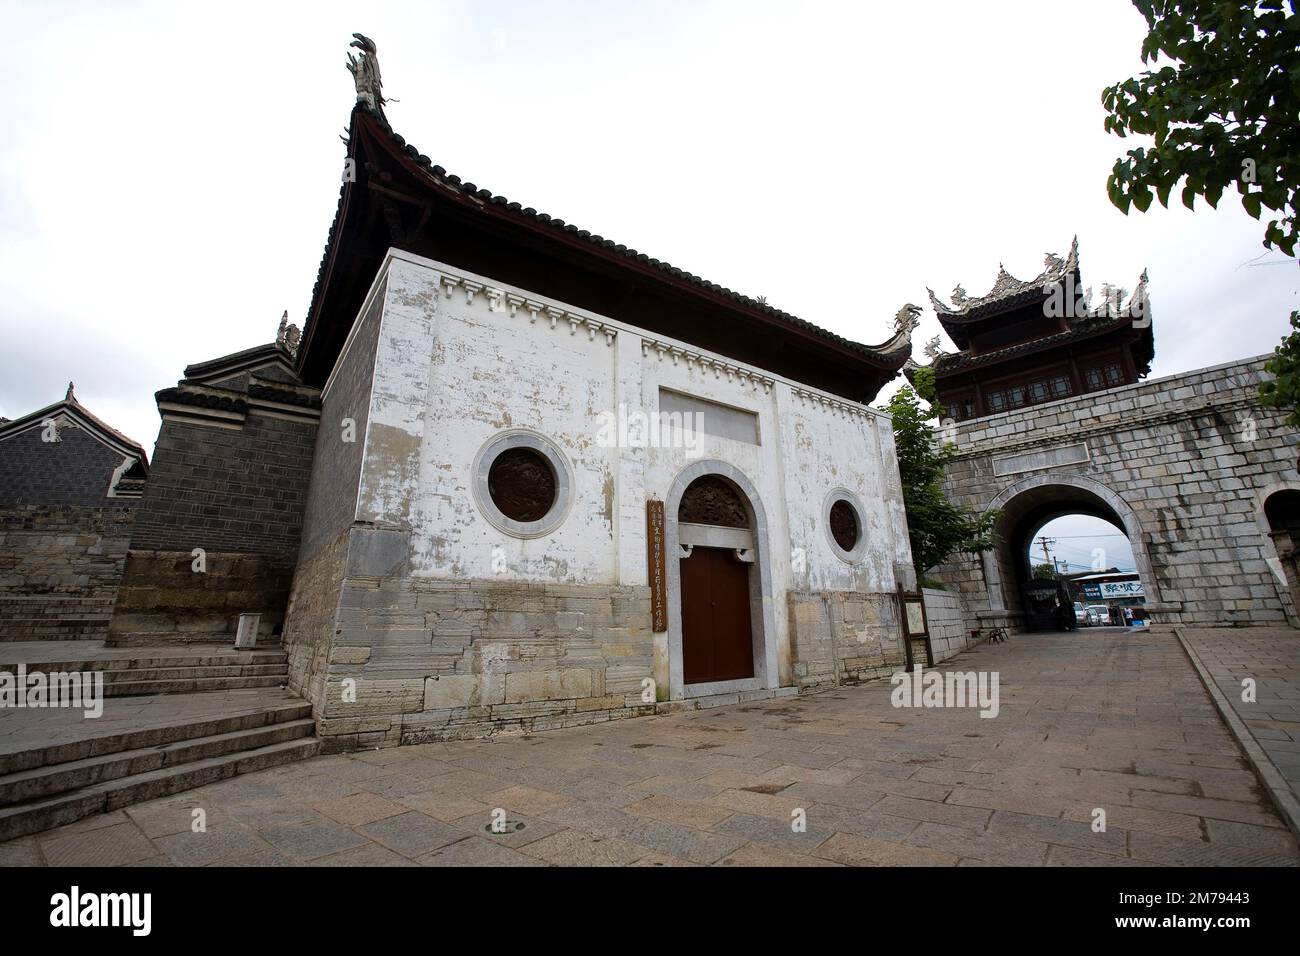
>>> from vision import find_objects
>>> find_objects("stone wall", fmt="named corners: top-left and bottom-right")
top-left (282, 526), bottom-right (349, 711)
top-left (109, 373), bottom-right (319, 645)
top-left (922, 587), bottom-right (968, 663)
top-left (126, 413), bottom-right (316, 556)
top-left (315, 538), bottom-right (657, 750)
top-left (108, 550), bottom-right (298, 645)
top-left (0, 422), bottom-right (140, 641)
top-left (281, 282), bottom-right (386, 705)
top-left (0, 504), bottom-right (136, 640)
top-left (929, 355), bottom-right (1300, 630)
top-left (298, 282), bottom-right (385, 562)
top-left (786, 590), bottom-right (906, 689)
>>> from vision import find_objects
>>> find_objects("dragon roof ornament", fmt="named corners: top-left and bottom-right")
top-left (347, 33), bottom-right (385, 114)
top-left (927, 236), bottom-right (1081, 319)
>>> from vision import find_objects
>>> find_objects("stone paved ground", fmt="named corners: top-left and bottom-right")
top-left (1178, 627), bottom-right (1300, 800)
top-left (2, 627), bottom-right (1297, 867)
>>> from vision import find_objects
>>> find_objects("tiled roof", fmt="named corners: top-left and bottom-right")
top-left (184, 342), bottom-right (297, 382)
top-left (929, 305), bottom-right (1152, 377)
top-left (154, 387), bottom-right (247, 413)
top-left (301, 103), bottom-right (913, 374)
top-left (927, 238), bottom-right (1080, 324)
top-left (0, 392), bottom-right (149, 468)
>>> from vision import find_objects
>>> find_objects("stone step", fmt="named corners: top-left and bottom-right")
top-left (0, 719), bottom-right (316, 806)
top-left (103, 675), bottom-right (288, 697)
top-left (0, 737), bottom-right (320, 842)
top-left (0, 698), bottom-right (313, 775)
top-left (98, 664), bottom-right (288, 682)
top-left (0, 651), bottom-right (287, 673)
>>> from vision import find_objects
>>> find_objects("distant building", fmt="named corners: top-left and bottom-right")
top-left (1066, 571), bottom-right (1145, 607)
top-left (908, 239), bottom-right (1153, 422)
top-left (0, 384), bottom-right (147, 639)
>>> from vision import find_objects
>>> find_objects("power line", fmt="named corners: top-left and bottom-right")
top-left (1043, 533), bottom-right (1131, 539)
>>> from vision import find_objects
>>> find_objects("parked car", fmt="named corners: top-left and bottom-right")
top-left (1086, 605), bottom-right (1111, 626)
top-left (1073, 602), bottom-right (1088, 626)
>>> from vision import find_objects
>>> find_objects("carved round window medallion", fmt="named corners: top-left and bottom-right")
top-left (473, 431), bottom-right (573, 538)
top-left (823, 488), bottom-right (868, 563)
top-left (488, 447), bottom-right (556, 523)
top-left (830, 499), bottom-right (859, 552)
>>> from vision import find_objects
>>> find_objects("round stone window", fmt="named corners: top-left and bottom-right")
top-left (473, 431), bottom-right (573, 538)
top-left (488, 447), bottom-right (557, 522)
top-left (830, 499), bottom-right (859, 552)
top-left (823, 489), bottom-right (868, 563)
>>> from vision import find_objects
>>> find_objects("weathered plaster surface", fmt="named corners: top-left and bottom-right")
top-left (288, 249), bottom-right (915, 746)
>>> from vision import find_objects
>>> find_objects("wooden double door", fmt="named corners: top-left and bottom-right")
top-left (680, 546), bottom-right (755, 684)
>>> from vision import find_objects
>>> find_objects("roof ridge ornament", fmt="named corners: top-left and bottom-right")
top-left (347, 33), bottom-right (385, 113)
top-left (927, 287), bottom-right (956, 316)
top-left (892, 303), bottom-right (922, 336)
top-left (65, 381), bottom-right (75, 402)
top-left (276, 310), bottom-right (302, 357)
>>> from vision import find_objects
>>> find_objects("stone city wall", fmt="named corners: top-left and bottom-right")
top-left (930, 355), bottom-right (1299, 630)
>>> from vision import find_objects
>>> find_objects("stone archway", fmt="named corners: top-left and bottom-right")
top-left (979, 473), bottom-right (1163, 625)
top-left (1256, 481), bottom-right (1300, 627)
top-left (663, 460), bottom-right (778, 699)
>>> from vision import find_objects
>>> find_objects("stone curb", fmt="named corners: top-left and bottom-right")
top-left (1173, 626), bottom-right (1300, 844)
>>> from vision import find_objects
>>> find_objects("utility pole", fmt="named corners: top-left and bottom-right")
top-left (1037, 536), bottom-right (1057, 571)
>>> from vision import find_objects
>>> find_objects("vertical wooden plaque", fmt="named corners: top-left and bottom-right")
top-left (647, 500), bottom-right (667, 632)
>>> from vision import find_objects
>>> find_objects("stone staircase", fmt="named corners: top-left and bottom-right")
top-left (0, 594), bottom-right (116, 641)
top-left (0, 646), bottom-right (319, 841)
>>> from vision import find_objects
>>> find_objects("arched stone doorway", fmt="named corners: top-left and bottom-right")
top-left (979, 473), bottom-right (1161, 628)
top-left (663, 460), bottom-right (778, 699)
top-left (1260, 486), bottom-right (1300, 625)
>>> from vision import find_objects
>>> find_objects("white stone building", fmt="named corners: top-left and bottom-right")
top-left (118, 44), bottom-right (913, 749)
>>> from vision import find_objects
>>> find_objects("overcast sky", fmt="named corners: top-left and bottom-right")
top-left (1, 1), bottom-right (1293, 577)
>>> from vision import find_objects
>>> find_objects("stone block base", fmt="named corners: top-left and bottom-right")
top-left (107, 549), bottom-right (295, 646)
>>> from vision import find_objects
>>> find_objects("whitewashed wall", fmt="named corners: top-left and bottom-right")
top-left (348, 249), bottom-right (914, 684)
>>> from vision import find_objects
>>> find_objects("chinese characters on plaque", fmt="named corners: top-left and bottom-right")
top-left (647, 500), bottom-right (667, 632)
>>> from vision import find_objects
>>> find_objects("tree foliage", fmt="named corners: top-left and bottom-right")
top-left (1261, 310), bottom-right (1300, 423)
top-left (886, 384), bottom-right (998, 575)
top-left (1102, 1), bottom-right (1299, 252)
top-left (1031, 562), bottom-right (1061, 581)
top-left (1102, 1), bottom-right (1300, 419)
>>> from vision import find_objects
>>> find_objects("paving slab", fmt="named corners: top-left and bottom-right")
top-left (3, 627), bottom-right (1298, 865)
top-left (1177, 626), bottom-right (1300, 839)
